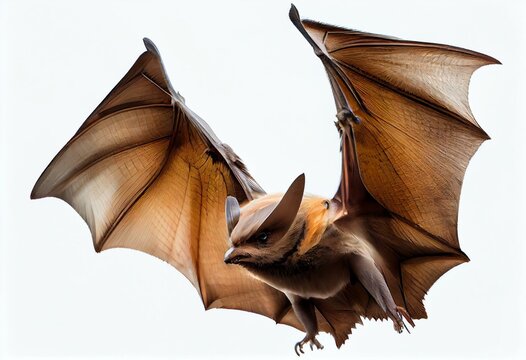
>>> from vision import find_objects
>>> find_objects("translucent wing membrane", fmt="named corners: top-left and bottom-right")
top-left (32, 39), bottom-right (288, 321)
top-left (290, 5), bottom-right (497, 345)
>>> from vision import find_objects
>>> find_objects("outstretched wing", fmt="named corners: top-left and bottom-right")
top-left (290, 5), bottom-right (498, 343)
top-left (31, 39), bottom-right (289, 321)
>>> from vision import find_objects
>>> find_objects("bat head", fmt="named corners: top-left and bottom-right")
top-left (224, 174), bottom-right (305, 268)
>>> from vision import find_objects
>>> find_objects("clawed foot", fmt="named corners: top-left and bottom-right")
top-left (391, 305), bottom-right (415, 334)
top-left (294, 335), bottom-right (324, 356)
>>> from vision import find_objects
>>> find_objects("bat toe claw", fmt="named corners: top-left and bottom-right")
top-left (294, 341), bottom-right (304, 356)
top-left (294, 335), bottom-right (324, 356)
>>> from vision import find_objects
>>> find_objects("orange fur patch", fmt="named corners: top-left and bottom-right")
top-left (297, 196), bottom-right (329, 255)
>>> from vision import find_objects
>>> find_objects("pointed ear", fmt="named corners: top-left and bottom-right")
top-left (225, 196), bottom-right (240, 236)
top-left (259, 174), bottom-right (305, 231)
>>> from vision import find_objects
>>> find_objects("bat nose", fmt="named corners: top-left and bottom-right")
top-left (224, 247), bottom-right (235, 264)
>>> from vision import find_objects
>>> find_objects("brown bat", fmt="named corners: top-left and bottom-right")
top-left (31, 4), bottom-right (498, 355)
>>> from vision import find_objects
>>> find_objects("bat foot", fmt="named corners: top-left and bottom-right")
top-left (294, 335), bottom-right (324, 356)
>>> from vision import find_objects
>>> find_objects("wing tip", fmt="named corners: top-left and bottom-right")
top-left (30, 187), bottom-right (39, 200)
top-left (30, 180), bottom-right (48, 200)
top-left (483, 54), bottom-right (502, 65)
top-left (459, 250), bottom-right (470, 263)
top-left (492, 57), bottom-right (502, 65)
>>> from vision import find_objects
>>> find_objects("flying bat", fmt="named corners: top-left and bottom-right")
top-left (31, 4), bottom-right (499, 355)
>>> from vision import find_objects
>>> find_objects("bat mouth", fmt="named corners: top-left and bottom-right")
top-left (224, 247), bottom-right (252, 265)
top-left (224, 253), bottom-right (251, 265)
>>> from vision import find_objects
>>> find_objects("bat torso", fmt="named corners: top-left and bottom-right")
top-left (247, 245), bottom-right (350, 299)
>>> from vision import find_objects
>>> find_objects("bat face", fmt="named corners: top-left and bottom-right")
top-left (224, 175), bottom-right (305, 267)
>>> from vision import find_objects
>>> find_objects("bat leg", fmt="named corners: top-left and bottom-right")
top-left (286, 293), bottom-right (324, 356)
top-left (349, 254), bottom-right (415, 333)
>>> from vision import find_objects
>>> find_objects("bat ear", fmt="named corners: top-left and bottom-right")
top-left (225, 196), bottom-right (241, 236)
top-left (259, 174), bottom-right (305, 232)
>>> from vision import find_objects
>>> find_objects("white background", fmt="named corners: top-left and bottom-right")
top-left (1, 0), bottom-right (525, 358)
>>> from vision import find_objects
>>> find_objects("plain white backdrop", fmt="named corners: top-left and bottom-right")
top-left (1, 0), bottom-right (525, 358)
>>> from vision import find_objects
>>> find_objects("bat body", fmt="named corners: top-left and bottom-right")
top-left (224, 175), bottom-right (413, 353)
top-left (31, 4), bottom-right (498, 355)
top-left (227, 193), bottom-right (355, 301)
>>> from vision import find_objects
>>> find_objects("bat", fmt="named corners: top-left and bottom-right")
top-left (31, 4), bottom-right (498, 355)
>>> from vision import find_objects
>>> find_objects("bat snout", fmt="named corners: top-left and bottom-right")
top-left (224, 246), bottom-right (250, 265)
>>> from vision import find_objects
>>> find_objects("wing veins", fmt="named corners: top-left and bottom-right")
top-left (166, 161), bottom-right (192, 259)
top-left (32, 104), bottom-right (173, 198)
top-left (96, 106), bottom-right (181, 251)
top-left (141, 72), bottom-right (174, 99)
top-left (194, 164), bottom-right (206, 302)
top-left (333, 60), bottom-right (488, 138)
top-left (314, 305), bottom-right (337, 335)
top-left (51, 136), bottom-right (170, 197)
top-left (358, 124), bottom-right (434, 242)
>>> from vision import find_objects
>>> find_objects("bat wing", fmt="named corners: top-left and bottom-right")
top-left (290, 5), bottom-right (498, 342)
top-left (31, 39), bottom-right (290, 322)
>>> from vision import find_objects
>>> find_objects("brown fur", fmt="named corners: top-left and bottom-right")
top-left (228, 193), bottom-right (370, 299)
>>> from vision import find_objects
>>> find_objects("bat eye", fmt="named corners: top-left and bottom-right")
top-left (255, 232), bottom-right (269, 243)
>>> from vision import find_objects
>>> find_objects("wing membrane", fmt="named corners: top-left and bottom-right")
top-left (32, 39), bottom-right (286, 322)
top-left (290, 5), bottom-right (496, 343)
